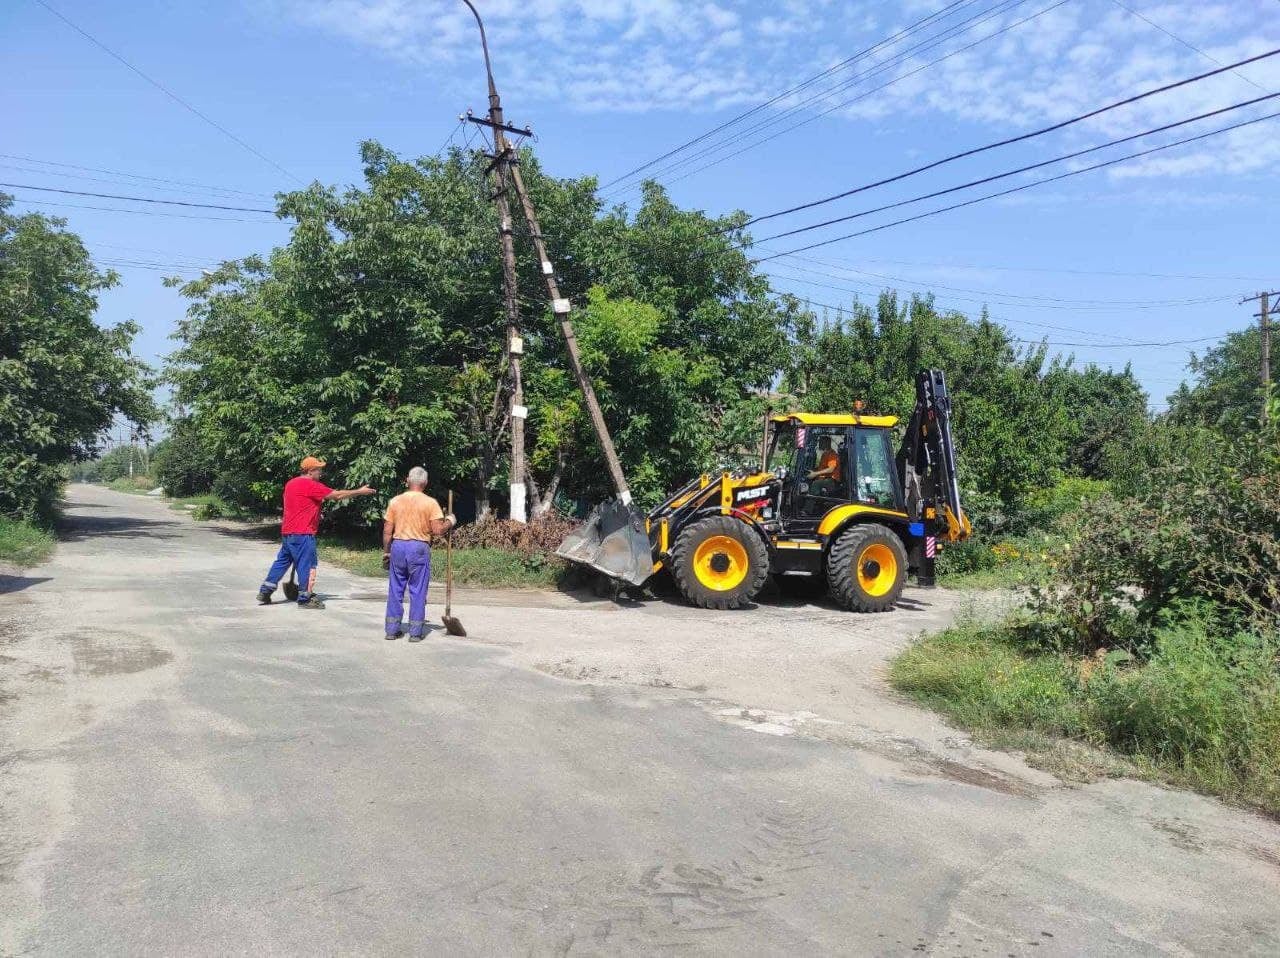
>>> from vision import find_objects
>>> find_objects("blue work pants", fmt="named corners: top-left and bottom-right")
top-left (260, 534), bottom-right (318, 603)
top-left (385, 539), bottom-right (431, 637)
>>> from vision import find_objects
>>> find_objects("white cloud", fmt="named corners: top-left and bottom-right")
top-left (278, 0), bottom-right (1280, 181)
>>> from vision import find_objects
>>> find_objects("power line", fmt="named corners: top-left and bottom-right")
top-left (766, 260), bottom-right (1233, 311)
top-left (32, 0), bottom-right (304, 184)
top-left (739, 45), bottom-right (1280, 231)
top-left (754, 107), bottom-right (1280, 262)
top-left (752, 91), bottom-right (1280, 246)
top-left (1109, 0), bottom-right (1270, 93)
top-left (0, 153), bottom-right (273, 199)
top-left (9, 196), bottom-right (288, 224)
top-left (793, 293), bottom-right (1227, 349)
top-left (777, 250), bottom-right (1276, 283)
top-left (598, 0), bottom-right (976, 191)
top-left (614, 0), bottom-right (1056, 197)
top-left (0, 182), bottom-right (277, 213)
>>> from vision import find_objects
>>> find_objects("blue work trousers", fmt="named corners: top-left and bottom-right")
top-left (260, 534), bottom-right (318, 603)
top-left (385, 539), bottom-right (431, 637)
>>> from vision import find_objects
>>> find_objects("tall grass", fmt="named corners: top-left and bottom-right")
top-left (891, 615), bottom-right (1280, 813)
top-left (0, 516), bottom-right (56, 567)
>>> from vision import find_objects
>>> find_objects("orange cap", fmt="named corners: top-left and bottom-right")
top-left (300, 456), bottom-right (327, 471)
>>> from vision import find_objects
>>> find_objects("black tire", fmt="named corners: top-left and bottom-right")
top-left (826, 523), bottom-right (908, 612)
top-left (672, 515), bottom-right (770, 610)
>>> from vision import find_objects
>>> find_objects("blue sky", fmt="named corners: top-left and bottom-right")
top-left (4, 0), bottom-right (1279, 412)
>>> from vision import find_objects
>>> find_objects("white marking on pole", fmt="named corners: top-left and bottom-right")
top-left (510, 482), bottom-right (527, 523)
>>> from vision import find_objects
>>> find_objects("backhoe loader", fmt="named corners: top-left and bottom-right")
top-left (559, 369), bottom-right (972, 612)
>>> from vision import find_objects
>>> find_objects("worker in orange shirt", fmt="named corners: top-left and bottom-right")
top-left (382, 466), bottom-right (456, 641)
top-left (808, 435), bottom-right (843, 497)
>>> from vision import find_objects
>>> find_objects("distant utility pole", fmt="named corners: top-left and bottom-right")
top-left (1241, 290), bottom-right (1277, 424)
top-left (459, 1), bottom-right (634, 512)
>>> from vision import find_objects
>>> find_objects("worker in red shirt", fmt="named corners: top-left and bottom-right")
top-left (256, 456), bottom-right (376, 609)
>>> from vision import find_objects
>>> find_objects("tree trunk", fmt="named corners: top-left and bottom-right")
top-left (532, 451), bottom-right (566, 517)
top-left (473, 481), bottom-right (492, 521)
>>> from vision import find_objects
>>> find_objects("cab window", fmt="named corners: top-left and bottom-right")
top-left (853, 428), bottom-right (897, 508)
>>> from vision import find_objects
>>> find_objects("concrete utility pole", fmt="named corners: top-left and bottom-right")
top-left (505, 163), bottom-right (632, 503)
top-left (459, 1), bottom-right (634, 508)
top-left (460, 0), bottom-right (527, 522)
top-left (1241, 290), bottom-right (1277, 425)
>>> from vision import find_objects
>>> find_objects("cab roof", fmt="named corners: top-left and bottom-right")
top-left (770, 412), bottom-right (899, 428)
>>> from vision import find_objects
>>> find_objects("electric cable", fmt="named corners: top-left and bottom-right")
top-left (751, 91), bottom-right (1280, 245)
top-left (0, 182), bottom-right (277, 213)
top-left (599, 0), bottom-right (977, 190)
top-left (739, 45), bottom-right (1280, 230)
top-left (32, 0), bottom-right (304, 184)
top-left (754, 107), bottom-right (1280, 263)
top-left (1109, 0), bottom-right (1269, 93)
top-left (611, 0), bottom-right (1050, 197)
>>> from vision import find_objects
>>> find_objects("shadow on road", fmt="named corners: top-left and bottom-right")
top-left (57, 515), bottom-right (181, 542)
top-left (0, 576), bottom-right (53, 595)
top-left (209, 523), bottom-right (278, 542)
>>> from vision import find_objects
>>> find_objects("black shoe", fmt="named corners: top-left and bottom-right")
top-left (408, 633), bottom-right (425, 643)
top-left (297, 596), bottom-right (326, 610)
top-left (257, 591), bottom-right (273, 605)
top-left (385, 631), bottom-right (402, 640)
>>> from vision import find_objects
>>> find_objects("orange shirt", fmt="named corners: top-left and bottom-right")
top-left (818, 449), bottom-right (842, 481)
top-left (384, 491), bottom-right (444, 542)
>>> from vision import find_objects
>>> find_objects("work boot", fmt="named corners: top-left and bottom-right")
top-left (256, 591), bottom-right (273, 605)
top-left (297, 596), bottom-right (326, 610)
top-left (408, 633), bottom-right (425, 643)
top-left (385, 630), bottom-right (402, 640)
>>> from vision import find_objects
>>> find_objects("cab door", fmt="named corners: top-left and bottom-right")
top-left (784, 425), bottom-right (855, 534)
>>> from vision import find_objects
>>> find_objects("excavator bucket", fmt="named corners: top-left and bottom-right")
top-left (556, 499), bottom-right (653, 587)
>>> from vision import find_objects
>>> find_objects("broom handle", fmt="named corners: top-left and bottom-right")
top-left (445, 490), bottom-right (454, 616)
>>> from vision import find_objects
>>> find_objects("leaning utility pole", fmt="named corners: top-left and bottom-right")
top-left (460, 0), bottom-right (528, 522)
top-left (459, 1), bottom-right (634, 509)
top-left (1241, 290), bottom-right (1277, 425)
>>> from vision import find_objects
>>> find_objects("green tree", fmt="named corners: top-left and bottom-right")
top-left (1167, 327), bottom-right (1266, 437)
top-left (153, 418), bottom-right (218, 497)
top-left (0, 197), bottom-right (155, 521)
top-left (167, 146), bottom-right (793, 520)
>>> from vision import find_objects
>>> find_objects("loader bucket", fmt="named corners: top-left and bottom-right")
top-left (556, 500), bottom-right (653, 587)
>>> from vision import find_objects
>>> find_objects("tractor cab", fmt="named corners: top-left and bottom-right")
top-left (765, 413), bottom-right (904, 531)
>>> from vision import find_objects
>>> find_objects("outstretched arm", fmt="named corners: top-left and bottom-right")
top-left (325, 485), bottom-right (376, 502)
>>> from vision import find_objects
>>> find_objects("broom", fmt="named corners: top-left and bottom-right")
top-left (441, 490), bottom-right (466, 636)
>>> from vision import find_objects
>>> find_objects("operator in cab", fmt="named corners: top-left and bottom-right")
top-left (808, 435), bottom-right (842, 497)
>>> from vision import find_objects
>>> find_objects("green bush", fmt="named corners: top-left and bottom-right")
top-left (1027, 432), bottom-right (1280, 655)
top-left (0, 516), bottom-right (56, 567)
top-left (891, 610), bottom-right (1280, 812)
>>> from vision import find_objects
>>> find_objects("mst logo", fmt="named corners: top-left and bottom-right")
top-left (733, 485), bottom-right (774, 513)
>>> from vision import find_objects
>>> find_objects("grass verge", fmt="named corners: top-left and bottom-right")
top-left (890, 618), bottom-right (1280, 815)
top-left (320, 540), bottom-right (565, 590)
top-left (0, 516), bottom-right (56, 567)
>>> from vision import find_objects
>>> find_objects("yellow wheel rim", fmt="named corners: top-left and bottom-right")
top-left (856, 542), bottom-right (898, 597)
top-left (693, 535), bottom-right (750, 591)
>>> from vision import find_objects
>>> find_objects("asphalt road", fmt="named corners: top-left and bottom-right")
top-left (2, 485), bottom-right (1278, 956)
